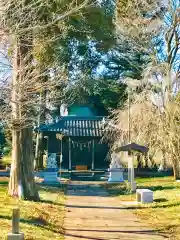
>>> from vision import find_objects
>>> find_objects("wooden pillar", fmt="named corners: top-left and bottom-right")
top-left (92, 140), bottom-right (95, 170)
top-left (69, 137), bottom-right (72, 170)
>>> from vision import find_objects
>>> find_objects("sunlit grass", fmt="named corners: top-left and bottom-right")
top-left (0, 177), bottom-right (65, 240)
top-left (1, 155), bottom-right (12, 166)
top-left (105, 176), bottom-right (180, 239)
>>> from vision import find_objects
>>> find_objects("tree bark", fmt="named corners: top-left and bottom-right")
top-left (9, 128), bottom-right (40, 201)
top-left (8, 36), bottom-right (40, 201)
top-left (8, 39), bottom-right (22, 198)
top-left (144, 154), bottom-right (149, 168)
top-left (137, 154), bottom-right (142, 171)
top-left (35, 89), bottom-right (46, 170)
top-left (160, 151), bottom-right (167, 171)
top-left (20, 128), bottom-right (40, 201)
top-left (172, 161), bottom-right (180, 180)
top-left (8, 129), bottom-right (21, 197)
top-left (35, 132), bottom-right (44, 170)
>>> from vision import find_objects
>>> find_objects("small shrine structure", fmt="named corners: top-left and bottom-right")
top-left (37, 105), bottom-right (109, 175)
top-left (117, 142), bottom-right (149, 192)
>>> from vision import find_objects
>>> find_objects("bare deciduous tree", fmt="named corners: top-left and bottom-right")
top-left (0, 0), bottom-right (90, 200)
top-left (108, 0), bottom-right (180, 178)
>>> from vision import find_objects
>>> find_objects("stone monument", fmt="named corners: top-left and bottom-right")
top-left (46, 153), bottom-right (58, 169)
top-left (44, 153), bottom-right (59, 184)
top-left (108, 153), bottom-right (124, 182)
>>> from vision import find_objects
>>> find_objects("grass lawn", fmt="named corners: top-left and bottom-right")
top-left (105, 176), bottom-right (180, 239)
top-left (0, 177), bottom-right (65, 240)
top-left (0, 156), bottom-right (12, 168)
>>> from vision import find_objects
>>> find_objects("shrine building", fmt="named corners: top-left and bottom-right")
top-left (38, 105), bottom-right (109, 172)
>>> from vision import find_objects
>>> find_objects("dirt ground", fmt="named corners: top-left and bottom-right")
top-left (63, 181), bottom-right (168, 240)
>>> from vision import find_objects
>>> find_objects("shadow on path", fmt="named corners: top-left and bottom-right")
top-left (65, 204), bottom-right (127, 210)
top-left (0, 214), bottom-right (64, 234)
top-left (64, 229), bottom-right (168, 240)
top-left (66, 183), bottom-right (108, 197)
top-left (65, 201), bottom-right (180, 210)
top-left (64, 181), bottom-right (168, 240)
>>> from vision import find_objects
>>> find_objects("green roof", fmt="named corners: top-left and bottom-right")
top-left (68, 105), bottom-right (96, 117)
top-left (38, 116), bottom-right (106, 137)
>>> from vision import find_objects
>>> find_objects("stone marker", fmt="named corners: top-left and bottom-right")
top-left (7, 208), bottom-right (24, 240)
top-left (136, 189), bottom-right (153, 203)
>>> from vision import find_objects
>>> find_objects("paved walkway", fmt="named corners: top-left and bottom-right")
top-left (63, 182), bottom-right (168, 240)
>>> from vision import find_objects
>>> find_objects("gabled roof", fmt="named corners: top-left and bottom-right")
top-left (116, 142), bottom-right (149, 153)
top-left (38, 116), bottom-right (106, 137)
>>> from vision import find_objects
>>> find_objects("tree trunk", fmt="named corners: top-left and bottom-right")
top-left (149, 152), bottom-right (157, 168)
top-left (172, 161), bottom-right (180, 180)
top-left (9, 128), bottom-right (40, 201)
top-left (35, 76), bottom-right (47, 170)
top-left (20, 128), bottom-right (40, 201)
top-left (35, 132), bottom-right (44, 170)
top-left (8, 39), bottom-right (22, 198)
top-left (158, 150), bottom-right (167, 171)
top-left (8, 129), bottom-right (21, 197)
top-left (137, 154), bottom-right (142, 171)
top-left (35, 96), bottom-right (45, 170)
top-left (8, 35), bottom-right (40, 201)
top-left (144, 154), bottom-right (149, 168)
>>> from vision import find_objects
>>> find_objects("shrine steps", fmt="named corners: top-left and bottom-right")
top-left (70, 172), bottom-right (95, 181)
top-left (69, 171), bottom-right (107, 181)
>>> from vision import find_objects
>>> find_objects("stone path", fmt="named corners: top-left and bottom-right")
top-left (63, 182), bottom-right (168, 240)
